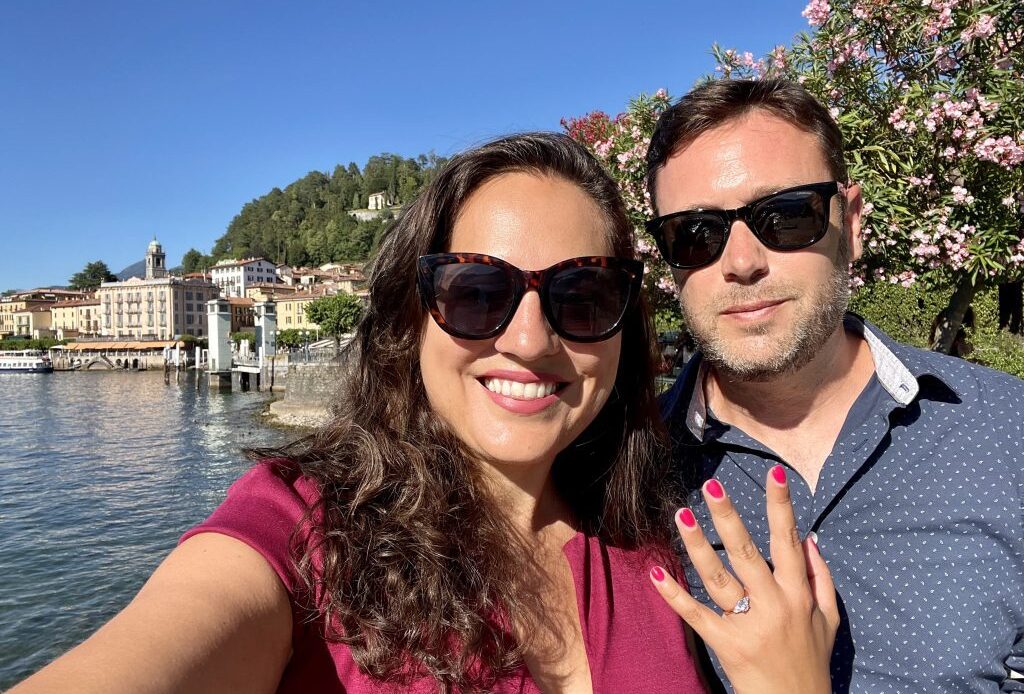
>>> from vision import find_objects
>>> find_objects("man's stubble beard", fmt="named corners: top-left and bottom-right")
top-left (679, 237), bottom-right (852, 383)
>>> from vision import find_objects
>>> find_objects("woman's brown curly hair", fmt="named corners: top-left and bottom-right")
top-left (251, 132), bottom-right (678, 691)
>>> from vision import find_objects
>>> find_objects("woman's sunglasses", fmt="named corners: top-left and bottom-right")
top-left (645, 181), bottom-right (846, 269)
top-left (417, 253), bottom-right (644, 343)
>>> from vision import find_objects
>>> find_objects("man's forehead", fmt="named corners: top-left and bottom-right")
top-left (652, 112), bottom-right (831, 211)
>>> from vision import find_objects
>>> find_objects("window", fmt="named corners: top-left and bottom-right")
top-left (186, 291), bottom-right (193, 300)
top-left (186, 314), bottom-right (194, 325)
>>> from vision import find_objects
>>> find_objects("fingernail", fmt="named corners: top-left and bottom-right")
top-left (678, 507), bottom-right (697, 528)
top-left (771, 464), bottom-right (787, 486)
top-left (650, 566), bottom-right (666, 582)
top-left (705, 479), bottom-right (724, 499)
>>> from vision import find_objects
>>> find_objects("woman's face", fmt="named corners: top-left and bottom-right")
top-left (419, 172), bottom-right (622, 469)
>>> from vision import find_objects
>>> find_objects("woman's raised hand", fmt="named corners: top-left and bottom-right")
top-left (650, 465), bottom-right (839, 694)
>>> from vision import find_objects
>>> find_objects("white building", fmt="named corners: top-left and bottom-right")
top-left (210, 257), bottom-right (278, 297)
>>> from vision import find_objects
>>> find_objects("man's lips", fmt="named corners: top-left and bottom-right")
top-left (721, 299), bottom-right (786, 315)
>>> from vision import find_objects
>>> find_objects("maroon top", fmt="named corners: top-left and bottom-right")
top-left (181, 462), bottom-right (706, 693)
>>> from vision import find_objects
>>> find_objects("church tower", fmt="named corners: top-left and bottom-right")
top-left (146, 237), bottom-right (167, 279)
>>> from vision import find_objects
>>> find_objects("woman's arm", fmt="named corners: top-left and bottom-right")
top-left (10, 532), bottom-right (293, 694)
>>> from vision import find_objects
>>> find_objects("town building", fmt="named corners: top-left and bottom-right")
top-left (96, 239), bottom-right (219, 339)
top-left (51, 298), bottom-right (102, 340)
top-left (0, 289), bottom-right (90, 338)
top-left (210, 257), bottom-right (279, 297)
top-left (227, 296), bottom-right (255, 333)
top-left (276, 286), bottom-right (333, 332)
top-left (12, 306), bottom-right (53, 338)
top-left (246, 282), bottom-right (302, 303)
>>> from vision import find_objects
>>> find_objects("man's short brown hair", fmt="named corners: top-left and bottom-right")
top-left (645, 78), bottom-right (848, 213)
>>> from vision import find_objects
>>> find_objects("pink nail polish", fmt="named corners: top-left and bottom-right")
top-left (678, 508), bottom-right (697, 528)
top-left (771, 464), bottom-right (787, 485)
top-left (705, 479), bottom-right (725, 499)
top-left (650, 566), bottom-right (666, 582)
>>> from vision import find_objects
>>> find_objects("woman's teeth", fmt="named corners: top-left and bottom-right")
top-left (483, 378), bottom-right (558, 400)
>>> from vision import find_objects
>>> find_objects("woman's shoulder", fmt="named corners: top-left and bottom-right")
top-left (180, 459), bottom-right (321, 596)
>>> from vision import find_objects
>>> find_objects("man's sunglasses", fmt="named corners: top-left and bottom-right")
top-left (416, 253), bottom-right (644, 343)
top-left (645, 181), bottom-right (847, 269)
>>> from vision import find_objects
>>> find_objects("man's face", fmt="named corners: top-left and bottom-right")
top-left (653, 110), bottom-right (862, 381)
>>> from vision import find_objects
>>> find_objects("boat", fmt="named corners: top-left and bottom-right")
top-left (0, 350), bottom-right (54, 373)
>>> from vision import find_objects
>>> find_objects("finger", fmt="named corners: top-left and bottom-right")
top-left (804, 538), bottom-right (840, 633)
top-left (675, 507), bottom-right (747, 612)
top-left (766, 465), bottom-right (810, 588)
top-left (649, 565), bottom-right (727, 648)
top-left (703, 479), bottom-right (775, 592)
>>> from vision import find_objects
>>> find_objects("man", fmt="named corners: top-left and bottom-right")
top-left (647, 78), bottom-right (1024, 693)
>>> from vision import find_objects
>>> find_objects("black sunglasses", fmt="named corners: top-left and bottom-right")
top-left (417, 253), bottom-right (644, 343)
top-left (645, 181), bottom-right (846, 269)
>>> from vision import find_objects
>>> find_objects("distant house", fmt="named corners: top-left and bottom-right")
top-left (349, 190), bottom-right (398, 222)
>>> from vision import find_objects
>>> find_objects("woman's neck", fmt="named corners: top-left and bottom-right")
top-left (477, 458), bottom-right (577, 543)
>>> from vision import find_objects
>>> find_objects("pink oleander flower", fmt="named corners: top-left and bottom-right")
top-left (961, 15), bottom-right (997, 42)
top-left (950, 185), bottom-right (974, 204)
top-left (656, 275), bottom-right (677, 294)
top-left (802, 0), bottom-right (831, 26)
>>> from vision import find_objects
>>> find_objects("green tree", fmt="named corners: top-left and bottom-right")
top-left (69, 261), bottom-right (118, 290)
top-left (305, 292), bottom-right (363, 348)
top-left (180, 249), bottom-right (212, 274)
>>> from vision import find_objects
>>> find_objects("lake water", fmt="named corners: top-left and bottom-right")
top-left (0, 370), bottom-right (296, 688)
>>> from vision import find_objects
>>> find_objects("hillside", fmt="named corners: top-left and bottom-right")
top-left (181, 152), bottom-right (445, 272)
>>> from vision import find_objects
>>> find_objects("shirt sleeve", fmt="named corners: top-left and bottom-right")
top-left (179, 461), bottom-right (313, 597)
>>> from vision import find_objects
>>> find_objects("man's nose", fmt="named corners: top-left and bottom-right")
top-left (718, 220), bottom-right (769, 284)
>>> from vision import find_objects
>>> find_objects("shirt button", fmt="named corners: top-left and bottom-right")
top-left (807, 531), bottom-right (819, 544)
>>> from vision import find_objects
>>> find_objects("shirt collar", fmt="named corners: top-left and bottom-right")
top-left (673, 312), bottom-right (959, 440)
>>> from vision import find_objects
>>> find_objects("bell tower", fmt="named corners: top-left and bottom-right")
top-left (145, 237), bottom-right (167, 279)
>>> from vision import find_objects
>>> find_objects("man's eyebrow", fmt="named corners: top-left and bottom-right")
top-left (687, 181), bottom-right (810, 209)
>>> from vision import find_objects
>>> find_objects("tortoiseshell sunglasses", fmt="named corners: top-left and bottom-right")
top-left (416, 253), bottom-right (644, 343)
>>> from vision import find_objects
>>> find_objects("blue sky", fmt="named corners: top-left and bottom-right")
top-left (0, 0), bottom-right (810, 290)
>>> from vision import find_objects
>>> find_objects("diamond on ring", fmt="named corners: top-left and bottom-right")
top-left (731, 595), bottom-right (751, 614)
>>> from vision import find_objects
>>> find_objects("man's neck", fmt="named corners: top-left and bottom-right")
top-left (703, 324), bottom-right (876, 491)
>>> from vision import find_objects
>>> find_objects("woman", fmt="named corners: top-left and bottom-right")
top-left (12, 133), bottom-right (837, 693)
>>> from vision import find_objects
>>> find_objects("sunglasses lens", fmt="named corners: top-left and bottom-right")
top-left (547, 266), bottom-right (633, 340)
top-left (751, 189), bottom-right (828, 248)
top-left (656, 214), bottom-right (727, 268)
top-left (431, 263), bottom-right (515, 337)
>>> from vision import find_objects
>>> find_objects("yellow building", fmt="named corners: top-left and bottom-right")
top-left (13, 306), bottom-right (54, 338)
top-left (246, 283), bottom-right (301, 303)
top-left (51, 299), bottom-right (101, 339)
top-left (276, 287), bottom-right (331, 331)
top-left (1, 290), bottom-right (88, 337)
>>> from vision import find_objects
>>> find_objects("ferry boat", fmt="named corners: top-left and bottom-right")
top-left (0, 350), bottom-right (54, 373)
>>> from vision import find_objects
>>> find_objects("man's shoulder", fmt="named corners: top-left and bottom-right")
top-left (884, 333), bottom-right (1024, 403)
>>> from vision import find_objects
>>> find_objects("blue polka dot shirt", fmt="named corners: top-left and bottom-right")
top-left (662, 314), bottom-right (1024, 693)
